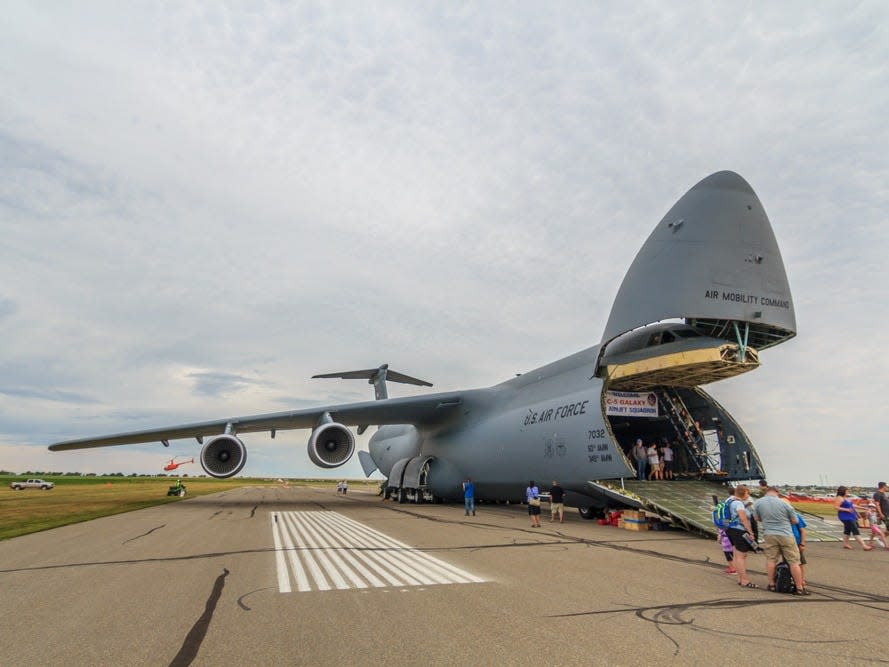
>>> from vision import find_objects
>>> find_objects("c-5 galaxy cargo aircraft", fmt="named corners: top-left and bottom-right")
top-left (50, 171), bottom-right (795, 516)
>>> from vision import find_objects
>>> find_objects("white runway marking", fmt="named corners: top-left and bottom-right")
top-left (271, 511), bottom-right (485, 593)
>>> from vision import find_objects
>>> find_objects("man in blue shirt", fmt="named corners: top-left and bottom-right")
top-left (463, 478), bottom-right (475, 516)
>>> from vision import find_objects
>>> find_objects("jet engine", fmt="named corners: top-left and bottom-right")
top-left (200, 435), bottom-right (248, 478)
top-left (308, 422), bottom-right (355, 468)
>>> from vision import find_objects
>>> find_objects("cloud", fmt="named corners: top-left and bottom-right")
top-left (0, 3), bottom-right (887, 485)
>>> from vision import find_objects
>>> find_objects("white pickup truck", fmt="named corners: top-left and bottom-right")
top-left (9, 478), bottom-right (55, 490)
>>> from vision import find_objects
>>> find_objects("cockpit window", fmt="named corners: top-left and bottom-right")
top-left (646, 331), bottom-right (676, 347)
top-left (674, 329), bottom-right (701, 338)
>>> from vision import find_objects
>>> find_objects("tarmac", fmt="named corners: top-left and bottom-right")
top-left (1, 485), bottom-right (887, 666)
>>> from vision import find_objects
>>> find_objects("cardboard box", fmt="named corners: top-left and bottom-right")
top-left (624, 521), bottom-right (648, 532)
top-left (623, 518), bottom-right (649, 531)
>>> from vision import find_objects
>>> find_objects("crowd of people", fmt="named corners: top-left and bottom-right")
top-left (631, 438), bottom-right (675, 480)
top-left (717, 481), bottom-right (889, 595)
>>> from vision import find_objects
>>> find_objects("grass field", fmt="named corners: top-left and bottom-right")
top-left (786, 499), bottom-right (842, 518)
top-left (0, 475), bottom-right (380, 541)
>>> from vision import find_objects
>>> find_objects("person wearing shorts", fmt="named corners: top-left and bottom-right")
top-left (874, 482), bottom-right (889, 533)
top-left (661, 443), bottom-right (674, 480)
top-left (791, 511), bottom-right (809, 586)
top-left (549, 480), bottom-right (565, 523)
top-left (725, 484), bottom-right (758, 588)
top-left (754, 487), bottom-right (809, 595)
top-left (835, 485), bottom-right (873, 551)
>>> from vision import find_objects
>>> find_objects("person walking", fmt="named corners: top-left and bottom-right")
top-left (632, 439), bottom-right (647, 481)
top-left (753, 486), bottom-right (810, 595)
top-left (865, 503), bottom-right (888, 549)
top-left (526, 481), bottom-right (542, 527)
top-left (835, 486), bottom-right (873, 551)
top-left (549, 480), bottom-right (565, 523)
top-left (873, 482), bottom-right (889, 533)
top-left (463, 477), bottom-right (475, 516)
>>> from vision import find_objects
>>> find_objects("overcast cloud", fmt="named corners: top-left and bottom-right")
top-left (1, 2), bottom-right (887, 486)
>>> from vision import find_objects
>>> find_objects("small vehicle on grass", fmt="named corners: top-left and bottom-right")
top-left (10, 478), bottom-right (55, 490)
top-left (167, 483), bottom-right (186, 497)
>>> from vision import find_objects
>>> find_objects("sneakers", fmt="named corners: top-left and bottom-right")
top-left (792, 588), bottom-right (812, 596)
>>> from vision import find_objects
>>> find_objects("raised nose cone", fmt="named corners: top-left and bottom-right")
top-left (694, 170), bottom-right (757, 195)
top-left (601, 171), bottom-right (796, 349)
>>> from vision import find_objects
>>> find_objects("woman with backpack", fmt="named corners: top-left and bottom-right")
top-left (724, 485), bottom-right (759, 588)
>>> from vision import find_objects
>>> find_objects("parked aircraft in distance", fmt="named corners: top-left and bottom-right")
top-left (51, 171), bottom-right (796, 517)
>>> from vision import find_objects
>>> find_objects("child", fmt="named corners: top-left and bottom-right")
top-left (718, 528), bottom-right (736, 573)
top-left (866, 503), bottom-right (888, 549)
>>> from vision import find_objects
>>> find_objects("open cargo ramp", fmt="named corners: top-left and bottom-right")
top-left (587, 480), bottom-right (843, 541)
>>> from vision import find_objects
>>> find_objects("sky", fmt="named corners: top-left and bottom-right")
top-left (1, 2), bottom-right (887, 486)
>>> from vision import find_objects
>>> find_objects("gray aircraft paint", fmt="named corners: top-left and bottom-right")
top-left (49, 171), bottom-right (795, 509)
top-left (602, 171), bottom-right (795, 347)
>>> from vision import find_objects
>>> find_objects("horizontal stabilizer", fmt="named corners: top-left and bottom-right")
top-left (312, 366), bottom-right (432, 387)
top-left (313, 364), bottom-right (432, 400)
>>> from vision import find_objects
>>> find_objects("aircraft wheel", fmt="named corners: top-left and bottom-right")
top-left (578, 506), bottom-right (597, 520)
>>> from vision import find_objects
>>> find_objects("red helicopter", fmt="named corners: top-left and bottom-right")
top-left (163, 457), bottom-right (194, 472)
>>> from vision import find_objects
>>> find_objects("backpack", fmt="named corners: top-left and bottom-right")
top-left (712, 498), bottom-right (734, 529)
top-left (775, 560), bottom-right (796, 594)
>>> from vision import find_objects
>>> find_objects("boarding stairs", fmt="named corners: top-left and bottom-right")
top-left (656, 387), bottom-right (720, 476)
top-left (586, 479), bottom-right (844, 541)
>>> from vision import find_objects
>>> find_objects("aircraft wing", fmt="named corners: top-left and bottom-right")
top-left (48, 391), bottom-right (464, 451)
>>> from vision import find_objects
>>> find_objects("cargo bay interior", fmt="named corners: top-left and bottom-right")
top-left (599, 320), bottom-right (769, 482)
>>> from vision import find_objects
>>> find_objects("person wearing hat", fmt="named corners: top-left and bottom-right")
top-left (873, 482), bottom-right (889, 533)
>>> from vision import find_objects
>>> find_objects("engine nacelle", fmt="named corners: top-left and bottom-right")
top-left (200, 435), bottom-right (248, 478)
top-left (308, 422), bottom-right (355, 468)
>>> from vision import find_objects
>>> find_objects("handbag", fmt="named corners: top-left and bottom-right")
top-left (529, 497), bottom-right (541, 507)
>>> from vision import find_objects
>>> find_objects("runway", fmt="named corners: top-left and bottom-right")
top-left (1, 486), bottom-right (887, 666)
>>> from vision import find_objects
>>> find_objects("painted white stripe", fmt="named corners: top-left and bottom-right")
top-left (282, 512), bottom-right (331, 591)
top-left (299, 511), bottom-right (388, 588)
top-left (326, 511), bottom-right (483, 584)
top-left (270, 511), bottom-right (485, 593)
top-left (323, 512), bottom-right (446, 585)
top-left (342, 513), bottom-right (485, 583)
top-left (277, 512), bottom-right (310, 592)
top-left (318, 514), bottom-right (423, 587)
top-left (296, 511), bottom-right (368, 589)
top-left (270, 513), bottom-right (291, 593)
top-left (287, 512), bottom-right (350, 590)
